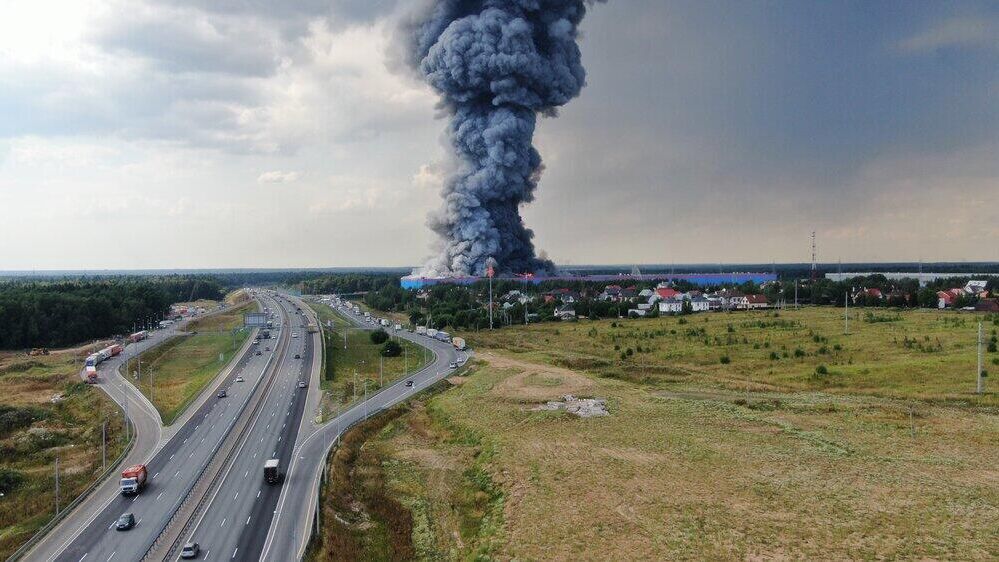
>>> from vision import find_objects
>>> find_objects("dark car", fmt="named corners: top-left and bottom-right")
top-left (115, 513), bottom-right (135, 531)
top-left (217, 389), bottom-right (226, 398)
top-left (256, 350), bottom-right (262, 356)
top-left (294, 353), bottom-right (301, 359)
top-left (180, 542), bottom-right (200, 559)
top-left (405, 380), bottom-right (414, 387)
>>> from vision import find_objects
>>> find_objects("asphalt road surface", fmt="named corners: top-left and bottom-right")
top-left (257, 294), bottom-right (464, 562)
top-left (176, 293), bottom-right (314, 562)
top-left (48, 295), bottom-right (286, 562)
top-left (23, 302), bottom-right (255, 562)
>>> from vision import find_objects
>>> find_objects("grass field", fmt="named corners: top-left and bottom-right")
top-left (125, 302), bottom-right (256, 425)
top-left (308, 302), bottom-right (431, 419)
top-left (0, 352), bottom-right (127, 560)
top-left (316, 307), bottom-right (998, 560)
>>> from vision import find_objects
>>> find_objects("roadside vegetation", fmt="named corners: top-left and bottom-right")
top-left (124, 301), bottom-right (256, 424)
top-left (313, 307), bottom-right (997, 559)
top-left (308, 302), bottom-right (430, 420)
top-left (0, 352), bottom-right (127, 559)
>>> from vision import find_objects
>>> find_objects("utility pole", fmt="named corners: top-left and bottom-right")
top-left (54, 456), bottom-right (60, 516)
top-left (404, 345), bottom-right (408, 375)
top-left (977, 321), bottom-right (984, 395)
top-left (794, 279), bottom-right (798, 309)
top-left (487, 257), bottom-right (495, 330)
top-left (844, 292), bottom-right (849, 334)
top-left (379, 355), bottom-right (383, 388)
top-left (102, 419), bottom-right (107, 472)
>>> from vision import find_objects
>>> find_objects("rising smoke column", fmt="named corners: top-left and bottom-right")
top-left (405, 0), bottom-right (595, 277)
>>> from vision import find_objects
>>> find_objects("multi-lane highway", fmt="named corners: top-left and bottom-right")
top-left (22, 303), bottom-right (257, 562)
top-left (175, 294), bottom-right (315, 562)
top-left (26, 289), bottom-right (465, 562)
top-left (259, 294), bottom-right (464, 561)
top-left (41, 294), bottom-right (282, 562)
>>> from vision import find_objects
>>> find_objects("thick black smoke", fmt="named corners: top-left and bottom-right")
top-left (404, 0), bottom-right (595, 277)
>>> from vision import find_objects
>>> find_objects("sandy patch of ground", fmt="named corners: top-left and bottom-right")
top-left (482, 351), bottom-right (596, 402)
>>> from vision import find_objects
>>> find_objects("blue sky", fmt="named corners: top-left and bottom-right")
top-left (0, 1), bottom-right (996, 269)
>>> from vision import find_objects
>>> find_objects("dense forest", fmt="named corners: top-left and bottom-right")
top-left (0, 276), bottom-right (224, 349)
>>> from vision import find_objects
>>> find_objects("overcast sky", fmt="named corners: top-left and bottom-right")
top-left (1, 1), bottom-right (997, 271)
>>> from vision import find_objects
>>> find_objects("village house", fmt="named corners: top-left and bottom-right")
top-left (745, 294), bottom-right (769, 309)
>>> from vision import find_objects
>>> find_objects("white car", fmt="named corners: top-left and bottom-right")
top-left (235, 376), bottom-right (244, 382)
top-left (292, 332), bottom-right (298, 338)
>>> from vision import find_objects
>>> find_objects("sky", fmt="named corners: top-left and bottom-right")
top-left (0, 0), bottom-right (997, 271)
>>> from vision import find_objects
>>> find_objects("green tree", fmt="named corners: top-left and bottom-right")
top-left (381, 340), bottom-right (402, 357)
top-left (370, 329), bottom-right (389, 344)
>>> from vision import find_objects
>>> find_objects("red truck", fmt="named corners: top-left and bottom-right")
top-left (86, 371), bottom-right (99, 384)
top-left (129, 331), bottom-right (148, 343)
top-left (120, 464), bottom-right (148, 495)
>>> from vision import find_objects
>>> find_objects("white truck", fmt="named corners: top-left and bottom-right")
top-left (416, 326), bottom-right (427, 335)
top-left (426, 328), bottom-right (438, 338)
top-left (380, 319), bottom-right (390, 327)
top-left (452, 337), bottom-right (467, 351)
top-left (393, 324), bottom-right (402, 331)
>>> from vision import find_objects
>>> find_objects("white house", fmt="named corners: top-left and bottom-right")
top-left (658, 297), bottom-right (684, 314)
top-left (965, 280), bottom-right (988, 295)
top-left (689, 295), bottom-right (710, 312)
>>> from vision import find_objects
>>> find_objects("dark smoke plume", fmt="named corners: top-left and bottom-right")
top-left (404, 0), bottom-right (597, 277)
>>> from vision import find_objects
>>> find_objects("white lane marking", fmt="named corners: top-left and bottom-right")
top-left (78, 555), bottom-right (88, 562)
top-left (106, 552), bottom-right (115, 562)
top-left (137, 518), bottom-right (142, 525)
top-left (244, 470), bottom-right (248, 478)
top-left (246, 516), bottom-right (251, 525)
top-left (175, 470), bottom-right (181, 477)
top-left (169, 453), bottom-right (174, 460)
top-left (205, 550), bottom-right (209, 560)
top-left (183, 437), bottom-right (187, 443)
top-left (131, 495), bottom-right (137, 502)
top-left (278, 435), bottom-right (282, 442)
top-left (232, 548), bottom-right (238, 559)
top-left (220, 518), bottom-right (226, 527)
top-left (234, 491), bottom-right (239, 500)
top-left (156, 492), bottom-right (163, 500)
top-left (256, 490), bottom-right (261, 498)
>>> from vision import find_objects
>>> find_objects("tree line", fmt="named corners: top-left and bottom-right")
top-left (0, 276), bottom-right (224, 349)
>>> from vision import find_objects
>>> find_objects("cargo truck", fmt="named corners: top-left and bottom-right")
top-left (129, 331), bottom-right (148, 343)
top-left (120, 464), bottom-right (148, 495)
top-left (86, 371), bottom-right (99, 384)
top-left (452, 337), bottom-right (467, 351)
top-left (264, 459), bottom-right (281, 484)
top-left (426, 328), bottom-right (438, 338)
top-left (436, 331), bottom-right (451, 343)
top-left (416, 326), bottom-right (427, 335)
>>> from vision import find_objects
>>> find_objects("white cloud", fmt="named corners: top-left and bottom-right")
top-left (257, 170), bottom-right (301, 184)
top-left (896, 17), bottom-right (998, 53)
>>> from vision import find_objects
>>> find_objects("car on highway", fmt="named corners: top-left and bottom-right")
top-left (294, 353), bottom-right (301, 359)
top-left (256, 350), bottom-right (262, 355)
top-left (115, 513), bottom-right (135, 531)
top-left (298, 381), bottom-right (307, 388)
top-left (449, 362), bottom-right (458, 369)
top-left (405, 380), bottom-right (414, 387)
top-left (266, 346), bottom-right (271, 351)
top-left (235, 376), bottom-right (244, 382)
top-left (217, 389), bottom-right (226, 398)
top-left (180, 542), bottom-right (201, 559)
top-left (292, 332), bottom-right (298, 338)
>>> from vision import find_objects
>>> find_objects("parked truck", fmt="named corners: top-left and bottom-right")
top-left (86, 371), bottom-right (99, 384)
top-left (436, 331), bottom-right (451, 343)
top-left (264, 459), bottom-right (281, 484)
top-left (416, 326), bottom-right (427, 335)
top-left (426, 328), bottom-right (438, 339)
top-left (452, 337), bottom-right (467, 351)
top-left (120, 464), bottom-right (148, 495)
top-left (129, 330), bottom-right (148, 343)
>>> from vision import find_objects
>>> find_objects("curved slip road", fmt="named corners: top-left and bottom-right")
top-left (41, 295), bottom-right (285, 562)
top-left (21, 301), bottom-right (256, 562)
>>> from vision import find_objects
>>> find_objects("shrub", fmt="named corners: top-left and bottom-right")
top-left (719, 355), bottom-right (731, 364)
top-left (370, 329), bottom-right (389, 344)
top-left (989, 341), bottom-right (997, 353)
top-left (0, 467), bottom-right (25, 494)
top-left (833, 344), bottom-right (842, 351)
top-left (815, 365), bottom-right (828, 375)
top-left (626, 348), bottom-right (634, 356)
top-left (381, 340), bottom-right (402, 357)
top-left (769, 351), bottom-right (780, 361)
top-left (794, 348), bottom-right (806, 358)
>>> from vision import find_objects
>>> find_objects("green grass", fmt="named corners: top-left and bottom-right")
top-left (125, 302), bottom-right (255, 425)
top-left (307, 302), bottom-right (430, 419)
top-left (314, 307), bottom-right (999, 560)
top-left (0, 352), bottom-right (127, 560)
